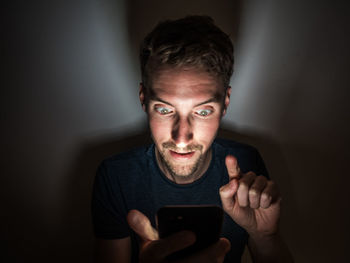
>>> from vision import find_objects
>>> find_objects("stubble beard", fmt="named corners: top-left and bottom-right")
top-left (157, 142), bottom-right (205, 182)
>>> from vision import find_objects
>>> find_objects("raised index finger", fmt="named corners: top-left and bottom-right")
top-left (225, 155), bottom-right (241, 180)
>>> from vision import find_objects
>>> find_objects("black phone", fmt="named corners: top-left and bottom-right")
top-left (156, 205), bottom-right (224, 260)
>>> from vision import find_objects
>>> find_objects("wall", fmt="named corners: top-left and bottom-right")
top-left (2, 0), bottom-right (349, 262)
top-left (226, 1), bottom-right (349, 261)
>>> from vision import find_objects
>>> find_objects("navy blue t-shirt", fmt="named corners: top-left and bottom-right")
top-left (92, 138), bottom-right (269, 262)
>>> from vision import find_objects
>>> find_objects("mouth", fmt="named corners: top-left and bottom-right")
top-left (169, 150), bottom-right (195, 160)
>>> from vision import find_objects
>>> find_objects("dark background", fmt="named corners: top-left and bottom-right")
top-left (2, 0), bottom-right (350, 262)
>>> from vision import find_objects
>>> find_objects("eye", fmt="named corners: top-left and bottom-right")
top-left (155, 106), bottom-right (173, 115)
top-left (195, 109), bottom-right (212, 117)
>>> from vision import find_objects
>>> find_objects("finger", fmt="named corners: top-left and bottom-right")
top-left (237, 172), bottom-right (256, 207)
top-left (260, 180), bottom-right (280, 208)
top-left (147, 231), bottom-right (196, 260)
top-left (225, 155), bottom-right (241, 180)
top-left (219, 178), bottom-right (239, 212)
top-left (248, 175), bottom-right (268, 209)
top-left (127, 210), bottom-right (159, 242)
top-left (211, 237), bottom-right (231, 260)
top-left (184, 237), bottom-right (231, 263)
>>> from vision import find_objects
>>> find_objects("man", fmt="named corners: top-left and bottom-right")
top-left (92, 16), bottom-right (293, 262)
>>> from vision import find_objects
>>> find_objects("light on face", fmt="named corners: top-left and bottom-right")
top-left (176, 142), bottom-right (187, 148)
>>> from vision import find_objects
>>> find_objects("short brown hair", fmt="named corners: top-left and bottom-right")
top-left (140, 15), bottom-right (234, 90)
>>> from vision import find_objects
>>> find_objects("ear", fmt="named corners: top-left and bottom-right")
top-left (222, 86), bottom-right (231, 116)
top-left (139, 83), bottom-right (147, 112)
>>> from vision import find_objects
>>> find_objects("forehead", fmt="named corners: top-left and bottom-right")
top-left (149, 68), bottom-right (225, 101)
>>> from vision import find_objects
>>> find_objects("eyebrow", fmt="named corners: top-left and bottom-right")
top-left (151, 96), bottom-right (175, 106)
top-left (150, 94), bottom-right (222, 107)
top-left (195, 97), bottom-right (221, 106)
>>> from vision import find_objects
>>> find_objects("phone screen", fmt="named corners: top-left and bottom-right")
top-left (157, 205), bottom-right (223, 260)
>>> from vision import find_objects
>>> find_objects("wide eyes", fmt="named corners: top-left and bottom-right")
top-left (155, 106), bottom-right (173, 115)
top-left (155, 105), bottom-right (213, 117)
top-left (195, 109), bottom-right (212, 117)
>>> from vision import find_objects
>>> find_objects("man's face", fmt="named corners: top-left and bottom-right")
top-left (140, 68), bottom-right (231, 183)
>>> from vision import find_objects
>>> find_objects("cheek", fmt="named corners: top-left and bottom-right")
top-left (193, 118), bottom-right (220, 142)
top-left (149, 116), bottom-right (171, 141)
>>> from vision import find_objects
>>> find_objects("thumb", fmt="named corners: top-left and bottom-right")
top-left (219, 178), bottom-right (239, 212)
top-left (127, 210), bottom-right (159, 243)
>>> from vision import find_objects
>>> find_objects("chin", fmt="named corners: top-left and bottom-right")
top-left (169, 164), bottom-right (198, 177)
top-left (164, 154), bottom-right (203, 178)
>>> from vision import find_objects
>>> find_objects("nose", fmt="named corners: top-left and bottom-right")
top-left (171, 115), bottom-right (193, 146)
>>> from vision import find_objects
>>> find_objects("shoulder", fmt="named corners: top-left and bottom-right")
top-left (214, 137), bottom-right (259, 156)
top-left (213, 138), bottom-right (268, 176)
top-left (102, 144), bottom-right (151, 167)
top-left (96, 144), bottom-right (153, 183)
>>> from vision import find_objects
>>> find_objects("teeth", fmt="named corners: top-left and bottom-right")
top-left (170, 150), bottom-right (194, 156)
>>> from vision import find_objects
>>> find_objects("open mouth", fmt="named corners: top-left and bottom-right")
top-left (169, 150), bottom-right (195, 160)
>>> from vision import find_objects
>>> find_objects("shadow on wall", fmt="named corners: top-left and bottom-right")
top-left (59, 126), bottom-right (298, 263)
top-left (125, 0), bottom-right (243, 61)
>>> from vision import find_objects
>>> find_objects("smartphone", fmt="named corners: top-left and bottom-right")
top-left (156, 205), bottom-right (224, 260)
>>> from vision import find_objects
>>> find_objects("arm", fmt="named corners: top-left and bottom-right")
top-left (94, 237), bottom-right (131, 263)
top-left (248, 233), bottom-right (293, 263)
top-left (220, 155), bottom-right (294, 263)
top-left (92, 163), bottom-right (133, 263)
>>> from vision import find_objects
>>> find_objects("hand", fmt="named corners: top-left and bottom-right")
top-left (127, 210), bottom-right (231, 263)
top-left (219, 155), bottom-right (281, 238)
